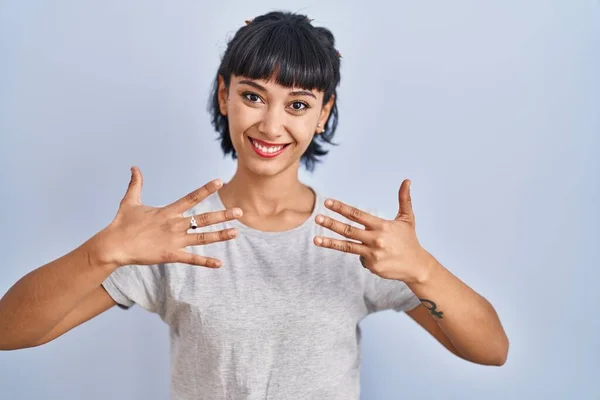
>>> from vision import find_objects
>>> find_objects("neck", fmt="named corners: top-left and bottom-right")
top-left (219, 162), bottom-right (311, 216)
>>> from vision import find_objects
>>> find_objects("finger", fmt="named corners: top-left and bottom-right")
top-left (313, 235), bottom-right (370, 256)
top-left (315, 214), bottom-right (373, 244)
top-left (173, 251), bottom-right (223, 268)
top-left (121, 166), bottom-right (143, 205)
top-left (395, 179), bottom-right (415, 223)
top-left (180, 208), bottom-right (243, 230)
top-left (165, 179), bottom-right (223, 214)
top-left (324, 199), bottom-right (381, 229)
top-left (183, 228), bottom-right (238, 247)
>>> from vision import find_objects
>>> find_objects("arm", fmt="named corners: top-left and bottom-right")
top-left (0, 169), bottom-right (242, 351)
top-left (313, 180), bottom-right (509, 366)
top-left (404, 303), bottom-right (461, 357)
top-left (405, 254), bottom-right (509, 366)
top-left (29, 285), bottom-right (118, 348)
top-left (0, 233), bottom-right (119, 350)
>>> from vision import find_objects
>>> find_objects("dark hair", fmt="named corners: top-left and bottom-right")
top-left (209, 11), bottom-right (341, 172)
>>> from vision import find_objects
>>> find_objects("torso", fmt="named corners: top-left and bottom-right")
top-left (165, 190), bottom-right (369, 398)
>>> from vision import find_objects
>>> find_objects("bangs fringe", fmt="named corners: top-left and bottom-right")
top-left (222, 23), bottom-right (338, 94)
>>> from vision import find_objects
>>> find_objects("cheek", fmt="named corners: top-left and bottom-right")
top-left (289, 114), bottom-right (319, 143)
top-left (291, 126), bottom-right (315, 144)
top-left (228, 101), bottom-right (260, 137)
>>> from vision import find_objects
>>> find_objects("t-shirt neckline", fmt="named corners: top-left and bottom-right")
top-left (213, 188), bottom-right (322, 237)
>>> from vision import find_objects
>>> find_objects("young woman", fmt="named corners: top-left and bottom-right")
top-left (0, 11), bottom-right (508, 399)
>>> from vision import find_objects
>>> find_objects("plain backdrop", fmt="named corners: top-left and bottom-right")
top-left (1, 1), bottom-right (599, 399)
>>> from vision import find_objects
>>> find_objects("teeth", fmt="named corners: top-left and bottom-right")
top-left (251, 139), bottom-right (284, 153)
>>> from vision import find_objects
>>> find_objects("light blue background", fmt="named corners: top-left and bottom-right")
top-left (1, 1), bottom-right (598, 399)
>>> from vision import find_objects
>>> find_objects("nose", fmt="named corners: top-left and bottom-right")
top-left (257, 106), bottom-right (285, 140)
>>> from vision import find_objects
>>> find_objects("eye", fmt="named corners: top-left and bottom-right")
top-left (289, 101), bottom-right (309, 112)
top-left (243, 92), bottom-right (263, 103)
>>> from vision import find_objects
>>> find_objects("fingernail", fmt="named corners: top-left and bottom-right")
top-left (314, 236), bottom-right (323, 245)
top-left (229, 229), bottom-right (237, 237)
top-left (325, 199), bottom-right (333, 207)
top-left (316, 215), bottom-right (324, 223)
top-left (214, 179), bottom-right (223, 187)
top-left (233, 208), bottom-right (242, 217)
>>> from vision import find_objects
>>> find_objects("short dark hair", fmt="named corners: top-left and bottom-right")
top-left (208, 11), bottom-right (341, 172)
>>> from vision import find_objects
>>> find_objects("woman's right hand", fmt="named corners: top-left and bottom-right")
top-left (92, 167), bottom-right (242, 269)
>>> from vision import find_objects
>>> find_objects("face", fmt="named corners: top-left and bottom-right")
top-left (218, 74), bottom-right (334, 177)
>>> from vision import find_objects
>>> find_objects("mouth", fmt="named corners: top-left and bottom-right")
top-left (248, 137), bottom-right (292, 158)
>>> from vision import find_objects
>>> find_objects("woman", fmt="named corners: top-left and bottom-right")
top-left (0, 11), bottom-right (508, 399)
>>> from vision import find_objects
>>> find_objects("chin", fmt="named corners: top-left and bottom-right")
top-left (240, 158), bottom-right (294, 177)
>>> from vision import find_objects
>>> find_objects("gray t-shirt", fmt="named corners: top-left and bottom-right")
top-left (101, 190), bottom-right (420, 399)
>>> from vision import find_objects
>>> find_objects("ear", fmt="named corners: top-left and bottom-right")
top-left (316, 94), bottom-right (335, 134)
top-left (218, 75), bottom-right (228, 116)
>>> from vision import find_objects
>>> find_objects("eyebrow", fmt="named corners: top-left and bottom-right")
top-left (238, 80), bottom-right (317, 99)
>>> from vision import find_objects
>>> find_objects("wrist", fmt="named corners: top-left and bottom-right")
top-left (412, 249), bottom-right (440, 285)
top-left (82, 228), bottom-right (123, 273)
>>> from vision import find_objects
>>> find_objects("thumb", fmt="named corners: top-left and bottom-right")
top-left (395, 179), bottom-right (414, 223)
top-left (122, 166), bottom-right (143, 205)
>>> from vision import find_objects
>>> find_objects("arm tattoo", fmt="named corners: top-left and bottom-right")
top-left (419, 298), bottom-right (444, 319)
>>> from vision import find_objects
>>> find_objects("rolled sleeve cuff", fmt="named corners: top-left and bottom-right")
top-left (102, 277), bottom-right (134, 310)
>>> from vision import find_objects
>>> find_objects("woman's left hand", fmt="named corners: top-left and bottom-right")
top-left (313, 179), bottom-right (433, 283)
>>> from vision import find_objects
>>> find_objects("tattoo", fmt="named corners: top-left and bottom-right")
top-left (419, 298), bottom-right (444, 319)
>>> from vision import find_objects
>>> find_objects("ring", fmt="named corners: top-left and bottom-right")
top-left (190, 216), bottom-right (198, 230)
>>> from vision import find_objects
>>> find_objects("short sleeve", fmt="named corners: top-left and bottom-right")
top-left (363, 269), bottom-right (421, 314)
top-left (101, 264), bottom-right (166, 315)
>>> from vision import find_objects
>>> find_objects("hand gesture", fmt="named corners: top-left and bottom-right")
top-left (313, 179), bottom-right (432, 283)
top-left (97, 167), bottom-right (242, 268)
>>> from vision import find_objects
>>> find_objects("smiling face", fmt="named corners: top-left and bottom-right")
top-left (218, 74), bottom-right (335, 177)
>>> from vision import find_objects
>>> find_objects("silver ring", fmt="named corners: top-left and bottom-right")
top-left (190, 216), bottom-right (198, 230)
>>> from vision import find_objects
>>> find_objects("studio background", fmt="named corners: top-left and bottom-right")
top-left (1, 1), bottom-right (598, 399)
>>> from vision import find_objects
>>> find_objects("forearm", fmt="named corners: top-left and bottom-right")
top-left (408, 252), bottom-right (509, 365)
top-left (0, 232), bottom-right (119, 349)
